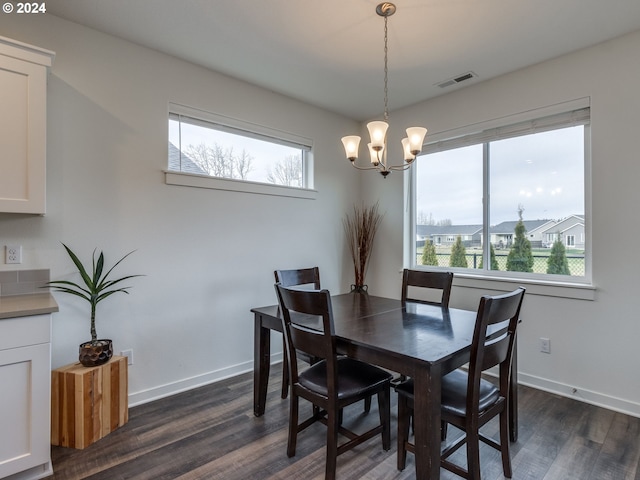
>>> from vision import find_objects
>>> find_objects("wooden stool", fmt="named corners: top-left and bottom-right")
top-left (51, 356), bottom-right (128, 449)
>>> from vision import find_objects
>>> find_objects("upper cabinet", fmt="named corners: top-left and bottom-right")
top-left (0, 36), bottom-right (54, 214)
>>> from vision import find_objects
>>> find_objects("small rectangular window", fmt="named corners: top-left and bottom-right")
top-left (167, 104), bottom-right (313, 194)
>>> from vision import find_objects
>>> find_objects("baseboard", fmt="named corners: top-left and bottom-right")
top-left (128, 357), bottom-right (640, 420)
top-left (517, 372), bottom-right (640, 418)
top-left (127, 352), bottom-right (283, 407)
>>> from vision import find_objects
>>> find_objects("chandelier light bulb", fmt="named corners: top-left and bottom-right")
top-left (341, 135), bottom-right (361, 161)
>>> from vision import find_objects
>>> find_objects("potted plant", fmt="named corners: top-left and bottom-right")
top-left (343, 202), bottom-right (384, 293)
top-left (47, 243), bottom-right (142, 367)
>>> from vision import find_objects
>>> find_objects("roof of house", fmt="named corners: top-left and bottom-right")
top-left (168, 142), bottom-right (206, 175)
top-left (489, 219), bottom-right (553, 234)
top-left (417, 224), bottom-right (482, 236)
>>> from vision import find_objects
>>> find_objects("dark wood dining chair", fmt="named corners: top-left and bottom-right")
top-left (401, 268), bottom-right (454, 306)
top-left (274, 268), bottom-right (321, 399)
top-left (274, 284), bottom-right (392, 480)
top-left (395, 287), bottom-right (525, 480)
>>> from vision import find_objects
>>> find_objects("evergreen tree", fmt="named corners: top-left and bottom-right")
top-left (506, 208), bottom-right (534, 272)
top-left (421, 239), bottom-right (438, 266)
top-left (479, 243), bottom-right (500, 270)
top-left (547, 238), bottom-right (571, 275)
top-left (450, 236), bottom-right (468, 268)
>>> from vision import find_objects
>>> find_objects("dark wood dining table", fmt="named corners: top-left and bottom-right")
top-left (251, 293), bottom-right (518, 480)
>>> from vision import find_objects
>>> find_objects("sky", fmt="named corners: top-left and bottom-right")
top-left (415, 126), bottom-right (585, 225)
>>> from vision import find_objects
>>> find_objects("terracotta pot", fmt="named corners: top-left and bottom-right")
top-left (79, 339), bottom-right (113, 367)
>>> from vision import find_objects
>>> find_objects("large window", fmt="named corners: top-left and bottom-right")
top-left (166, 104), bottom-right (314, 197)
top-left (411, 103), bottom-right (590, 283)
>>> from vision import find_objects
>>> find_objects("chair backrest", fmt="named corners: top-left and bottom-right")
top-left (401, 269), bottom-right (454, 306)
top-left (274, 267), bottom-right (321, 289)
top-left (467, 288), bottom-right (525, 409)
top-left (274, 284), bottom-right (338, 392)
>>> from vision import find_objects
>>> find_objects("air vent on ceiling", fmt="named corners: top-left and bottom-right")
top-left (436, 71), bottom-right (478, 89)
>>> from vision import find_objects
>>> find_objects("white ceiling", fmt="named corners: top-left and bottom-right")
top-left (47, 0), bottom-right (640, 121)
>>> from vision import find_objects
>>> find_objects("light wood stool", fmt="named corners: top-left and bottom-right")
top-left (51, 356), bottom-right (128, 449)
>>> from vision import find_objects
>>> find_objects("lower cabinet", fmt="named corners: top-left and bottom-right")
top-left (0, 315), bottom-right (52, 480)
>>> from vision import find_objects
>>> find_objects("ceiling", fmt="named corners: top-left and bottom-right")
top-left (47, 0), bottom-right (640, 121)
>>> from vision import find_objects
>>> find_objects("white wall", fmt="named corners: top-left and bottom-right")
top-left (0, 14), bottom-right (362, 404)
top-left (366, 30), bottom-right (640, 416)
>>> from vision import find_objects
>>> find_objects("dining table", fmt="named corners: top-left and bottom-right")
top-left (251, 292), bottom-right (519, 480)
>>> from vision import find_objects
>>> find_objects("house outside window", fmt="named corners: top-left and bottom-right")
top-left (411, 101), bottom-right (590, 283)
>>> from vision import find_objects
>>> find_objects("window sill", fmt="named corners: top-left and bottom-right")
top-left (452, 273), bottom-right (595, 301)
top-left (164, 171), bottom-right (317, 200)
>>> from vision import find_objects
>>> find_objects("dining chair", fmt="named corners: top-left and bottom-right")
top-left (401, 268), bottom-right (454, 306)
top-left (395, 287), bottom-right (525, 480)
top-left (274, 268), bottom-right (321, 400)
top-left (396, 269), bottom-right (455, 384)
top-left (275, 284), bottom-right (392, 480)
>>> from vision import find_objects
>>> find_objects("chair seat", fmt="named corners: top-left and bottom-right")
top-left (299, 357), bottom-right (392, 400)
top-left (394, 369), bottom-right (500, 417)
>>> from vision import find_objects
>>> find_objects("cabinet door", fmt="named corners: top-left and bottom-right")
top-left (0, 55), bottom-right (47, 214)
top-left (0, 343), bottom-right (51, 478)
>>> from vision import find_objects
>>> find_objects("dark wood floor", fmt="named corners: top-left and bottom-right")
top-left (47, 364), bottom-right (640, 480)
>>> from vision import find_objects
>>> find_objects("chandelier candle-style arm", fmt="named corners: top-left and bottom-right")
top-left (340, 2), bottom-right (428, 177)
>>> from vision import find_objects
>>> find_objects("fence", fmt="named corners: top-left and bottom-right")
top-left (417, 252), bottom-right (585, 276)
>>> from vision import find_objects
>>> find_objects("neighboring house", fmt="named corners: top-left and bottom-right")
top-left (417, 217), bottom-right (585, 250)
top-left (489, 219), bottom-right (554, 249)
top-left (416, 224), bottom-right (482, 248)
top-left (540, 214), bottom-right (585, 249)
top-left (168, 142), bottom-right (207, 175)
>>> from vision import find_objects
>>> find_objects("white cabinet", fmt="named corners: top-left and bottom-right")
top-left (0, 36), bottom-right (54, 214)
top-left (0, 315), bottom-right (52, 480)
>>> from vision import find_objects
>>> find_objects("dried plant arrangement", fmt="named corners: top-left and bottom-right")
top-left (343, 202), bottom-right (384, 292)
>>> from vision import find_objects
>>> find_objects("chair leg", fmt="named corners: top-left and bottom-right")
top-left (325, 407), bottom-right (340, 480)
top-left (287, 394), bottom-right (298, 458)
top-left (364, 395), bottom-right (372, 413)
top-left (500, 410), bottom-right (513, 478)
top-left (281, 340), bottom-right (289, 399)
top-left (397, 395), bottom-right (410, 471)
top-left (441, 420), bottom-right (448, 441)
top-left (466, 429), bottom-right (482, 480)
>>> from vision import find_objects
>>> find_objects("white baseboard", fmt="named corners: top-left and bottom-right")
top-left (127, 357), bottom-right (640, 420)
top-left (517, 372), bottom-right (640, 418)
top-left (127, 352), bottom-right (283, 407)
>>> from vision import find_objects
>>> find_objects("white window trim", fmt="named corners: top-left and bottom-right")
top-left (164, 170), bottom-right (317, 199)
top-left (406, 98), bottom-right (593, 300)
top-left (166, 102), bottom-right (316, 199)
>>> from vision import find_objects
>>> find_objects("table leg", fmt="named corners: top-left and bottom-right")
top-left (412, 366), bottom-right (442, 480)
top-left (253, 313), bottom-right (271, 417)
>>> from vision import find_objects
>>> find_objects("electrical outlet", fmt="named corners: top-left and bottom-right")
top-left (539, 337), bottom-right (551, 354)
top-left (120, 349), bottom-right (134, 365)
top-left (5, 245), bottom-right (22, 264)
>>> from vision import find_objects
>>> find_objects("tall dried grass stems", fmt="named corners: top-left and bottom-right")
top-left (343, 203), bottom-right (384, 287)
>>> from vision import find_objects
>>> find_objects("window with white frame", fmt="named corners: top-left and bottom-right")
top-left (167, 104), bottom-right (314, 196)
top-left (411, 102), bottom-right (590, 282)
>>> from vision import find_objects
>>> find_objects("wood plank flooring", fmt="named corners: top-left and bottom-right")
top-left (47, 365), bottom-right (640, 479)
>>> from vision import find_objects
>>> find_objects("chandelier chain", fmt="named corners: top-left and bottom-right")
top-left (383, 14), bottom-right (389, 122)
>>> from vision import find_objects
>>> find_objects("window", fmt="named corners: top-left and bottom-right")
top-left (411, 102), bottom-right (590, 284)
top-left (166, 103), bottom-right (314, 198)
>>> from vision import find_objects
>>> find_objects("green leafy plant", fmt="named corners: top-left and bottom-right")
top-left (47, 243), bottom-right (142, 345)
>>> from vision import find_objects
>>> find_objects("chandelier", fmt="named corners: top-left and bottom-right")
top-left (341, 2), bottom-right (427, 178)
